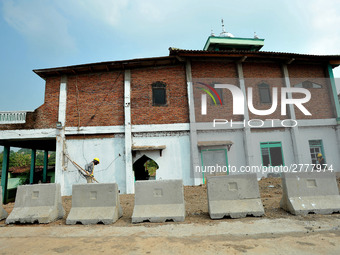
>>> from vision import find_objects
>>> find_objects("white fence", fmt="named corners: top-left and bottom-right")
top-left (0, 111), bottom-right (29, 124)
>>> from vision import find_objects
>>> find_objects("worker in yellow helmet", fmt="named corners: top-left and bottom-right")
top-left (85, 158), bottom-right (100, 183)
top-left (316, 153), bottom-right (326, 170)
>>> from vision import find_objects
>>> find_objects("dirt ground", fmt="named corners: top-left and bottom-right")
top-left (1, 177), bottom-right (340, 227)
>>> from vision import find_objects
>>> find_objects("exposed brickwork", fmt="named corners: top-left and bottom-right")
top-left (34, 77), bottom-right (60, 129)
top-left (288, 64), bottom-right (334, 119)
top-left (191, 61), bottom-right (242, 122)
top-left (130, 65), bottom-right (189, 125)
top-left (66, 71), bottom-right (124, 127)
top-left (190, 61), bottom-right (333, 123)
top-left (243, 62), bottom-right (285, 120)
top-left (0, 59), bottom-right (335, 132)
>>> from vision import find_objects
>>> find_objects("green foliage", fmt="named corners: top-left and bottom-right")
top-left (18, 172), bottom-right (30, 185)
top-left (144, 159), bottom-right (159, 176)
top-left (9, 152), bottom-right (31, 167)
top-left (0, 149), bottom-right (56, 172)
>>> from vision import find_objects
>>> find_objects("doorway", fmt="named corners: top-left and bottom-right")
top-left (133, 155), bottom-right (159, 181)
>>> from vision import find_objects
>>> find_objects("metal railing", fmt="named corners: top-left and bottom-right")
top-left (0, 111), bottom-right (29, 124)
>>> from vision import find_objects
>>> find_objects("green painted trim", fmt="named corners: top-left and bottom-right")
top-left (43, 150), bottom-right (48, 183)
top-left (1, 146), bottom-right (10, 204)
top-left (309, 140), bottom-right (326, 163)
top-left (260, 142), bottom-right (285, 166)
top-left (200, 150), bottom-right (204, 184)
top-left (203, 36), bottom-right (264, 50)
top-left (327, 64), bottom-right (340, 119)
top-left (30, 149), bottom-right (36, 184)
top-left (260, 142), bottom-right (282, 148)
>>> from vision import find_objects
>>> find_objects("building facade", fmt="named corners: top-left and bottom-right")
top-left (1, 36), bottom-right (340, 196)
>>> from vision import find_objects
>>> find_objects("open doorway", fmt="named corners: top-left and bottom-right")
top-left (133, 155), bottom-right (159, 181)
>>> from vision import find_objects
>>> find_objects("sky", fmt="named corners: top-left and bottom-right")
top-left (1, 0), bottom-right (340, 112)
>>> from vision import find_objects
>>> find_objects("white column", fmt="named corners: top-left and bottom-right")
top-left (236, 62), bottom-right (255, 167)
top-left (124, 70), bottom-right (134, 194)
top-left (186, 61), bottom-right (202, 185)
top-left (282, 64), bottom-right (303, 164)
top-left (55, 75), bottom-right (67, 194)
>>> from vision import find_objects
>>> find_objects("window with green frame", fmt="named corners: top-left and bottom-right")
top-left (309, 140), bottom-right (325, 164)
top-left (260, 142), bottom-right (284, 166)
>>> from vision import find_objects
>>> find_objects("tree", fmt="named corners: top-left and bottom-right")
top-left (0, 149), bottom-right (56, 172)
top-left (9, 152), bottom-right (31, 168)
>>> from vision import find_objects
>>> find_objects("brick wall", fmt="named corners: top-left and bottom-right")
top-left (191, 61), bottom-right (241, 122)
top-left (243, 62), bottom-right (285, 120)
top-left (288, 64), bottom-right (334, 119)
top-left (34, 76), bottom-right (60, 128)
top-left (130, 65), bottom-right (189, 125)
top-left (190, 61), bottom-right (334, 122)
top-left (66, 71), bottom-right (124, 127)
top-left (0, 60), bottom-right (335, 132)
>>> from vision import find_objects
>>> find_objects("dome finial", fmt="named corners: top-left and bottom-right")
top-left (220, 18), bottom-right (234, 37)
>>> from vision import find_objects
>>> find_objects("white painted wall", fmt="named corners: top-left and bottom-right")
top-left (196, 127), bottom-right (340, 179)
top-left (196, 129), bottom-right (296, 178)
top-left (61, 137), bottom-right (125, 195)
top-left (5, 125), bottom-right (337, 196)
top-left (132, 133), bottom-right (193, 186)
top-left (57, 132), bottom-right (193, 195)
top-left (298, 126), bottom-right (340, 172)
top-left (197, 130), bottom-right (246, 171)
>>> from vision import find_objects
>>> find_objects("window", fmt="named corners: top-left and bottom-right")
top-left (258, 83), bottom-right (271, 104)
top-left (309, 140), bottom-right (325, 164)
top-left (201, 148), bottom-right (229, 178)
top-left (294, 81), bottom-right (322, 89)
top-left (152, 82), bottom-right (166, 106)
top-left (260, 142), bottom-right (284, 166)
top-left (210, 87), bottom-right (224, 105)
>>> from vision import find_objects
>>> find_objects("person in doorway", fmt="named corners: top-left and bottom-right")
top-left (85, 158), bottom-right (100, 183)
top-left (316, 153), bottom-right (326, 170)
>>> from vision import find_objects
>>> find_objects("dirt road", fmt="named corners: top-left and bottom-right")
top-left (1, 217), bottom-right (339, 254)
top-left (1, 177), bottom-right (340, 254)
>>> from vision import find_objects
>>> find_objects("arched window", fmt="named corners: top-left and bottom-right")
top-left (258, 83), bottom-right (271, 104)
top-left (152, 81), bottom-right (167, 106)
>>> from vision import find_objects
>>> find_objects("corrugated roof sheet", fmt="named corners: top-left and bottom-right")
top-left (33, 47), bottom-right (340, 79)
top-left (168, 47), bottom-right (340, 59)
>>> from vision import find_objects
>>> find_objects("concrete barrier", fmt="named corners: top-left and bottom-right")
top-left (132, 180), bottom-right (185, 223)
top-left (66, 183), bottom-right (123, 225)
top-left (207, 173), bottom-right (264, 219)
top-left (0, 187), bottom-right (8, 220)
top-left (280, 172), bottom-right (340, 215)
top-left (5, 183), bottom-right (65, 224)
